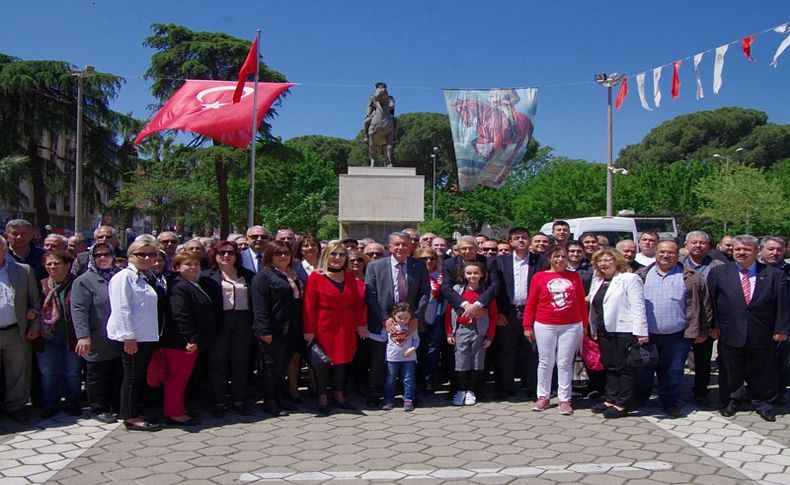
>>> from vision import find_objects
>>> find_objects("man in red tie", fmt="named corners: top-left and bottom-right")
top-left (708, 235), bottom-right (789, 421)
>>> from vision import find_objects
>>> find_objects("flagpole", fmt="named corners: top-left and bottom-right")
top-left (247, 29), bottom-right (261, 228)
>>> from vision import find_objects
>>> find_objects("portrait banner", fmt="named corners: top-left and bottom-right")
top-left (443, 88), bottom-right (537, 191)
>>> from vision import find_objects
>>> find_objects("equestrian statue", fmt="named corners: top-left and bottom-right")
top-left (363, 82), bottom-right (398, 167)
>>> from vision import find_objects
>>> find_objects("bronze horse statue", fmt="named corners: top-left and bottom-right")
top-left (364, 83), bottom-right (397, 167)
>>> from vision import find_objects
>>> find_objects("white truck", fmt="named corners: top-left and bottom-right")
top-left (539, 216), bottom-right (638, 246)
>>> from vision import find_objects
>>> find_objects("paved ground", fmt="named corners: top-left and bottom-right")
top-left (1, 388), bottom-right (789, 485)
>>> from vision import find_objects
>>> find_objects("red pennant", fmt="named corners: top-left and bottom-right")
top-left (615, 76), bottom-right (628, 109)
top-left (233, 38), bottom-right (259, 103)
top-left (134, 80), bottom-right (294, 149)
top-left (741, 35), bottom-right (756, 61)
top-left (671, 60), bottom-right (681, 100)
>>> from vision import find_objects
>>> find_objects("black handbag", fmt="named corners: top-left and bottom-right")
top-left (625, 341), bottom-right (659, 368)
top-left (307, 341), bottom-right (333, 369)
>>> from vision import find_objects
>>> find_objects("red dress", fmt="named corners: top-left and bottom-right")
top-left (303, 271), bottom-right (365, 365)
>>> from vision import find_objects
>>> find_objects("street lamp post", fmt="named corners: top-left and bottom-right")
top-left (74, 65), bottom-right (94, 234)
top-left (594, 73), bottom-right (623, 217)
top-left (430, 146), bottom-right (439, 220)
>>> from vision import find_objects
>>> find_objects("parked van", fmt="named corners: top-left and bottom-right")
top-left (539, 217), bottom-right (638, 246)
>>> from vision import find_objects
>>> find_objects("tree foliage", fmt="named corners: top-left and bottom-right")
top-left (287, 135), bottom-right (353, 175)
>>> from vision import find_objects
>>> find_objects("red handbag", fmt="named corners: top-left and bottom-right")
top-left (146, 348), bottom-right (168, 387)
top-left (581, 335), bottom-right (604, 371)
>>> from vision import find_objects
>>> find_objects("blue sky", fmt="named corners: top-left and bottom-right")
top-left (2, 1), bottom-right (788, 163)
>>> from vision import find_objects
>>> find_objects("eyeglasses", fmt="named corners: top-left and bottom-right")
top-left (419, 256), bottom-right (436, 261)
top-left (349, 258), bottom-right (364, 263)
top-left (160, 239), bottom-right (178, 245)
top-left (94, 252), bottom-right (113, 258)
top-left (95, 235), bottom-right (113, 240)
top-left (133, 252), bottom-right (158, 259)
top-left (248, 234), bottom-right (269, 240)
top-left (365, 252), bottom-right (383, 257)
top-left (481, 247), bottom-right (498, 252)
top-left (217, 250), bottom-right (237, 256)
top-left (329, 252), bottom-right (347, 258)
top-left (273, 251), bottom-right (290, 257)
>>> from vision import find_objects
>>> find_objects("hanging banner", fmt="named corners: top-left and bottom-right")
top-left (693, 53), bottom-right (705, 99)
top-left (636, 72), bottom-right (652, 111)
top-left (443, 88), bottom-right (537, 191)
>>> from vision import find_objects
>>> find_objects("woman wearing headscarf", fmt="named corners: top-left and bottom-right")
top-left (72, 242), bottom-right (123, 424)
top-left (37, 250), bottom-right (82, 419)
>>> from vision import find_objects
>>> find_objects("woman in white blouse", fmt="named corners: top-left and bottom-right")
top-left (200, 241), bottom-right (256, 418)
top-left (107, 239), bottom-right (164, 432)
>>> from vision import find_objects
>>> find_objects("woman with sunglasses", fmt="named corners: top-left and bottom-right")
top-left (201, 241), bottom-right (256, 418)
top-left (252, 241), bottom-right (304, 417)
top-left (413, 247), bottom-right (445, 391)
top-left (106, 239), bottom-right (164, 431)
top-left (303, 241), bottom-right (368, 415)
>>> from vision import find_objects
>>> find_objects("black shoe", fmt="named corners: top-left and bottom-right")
top-left (66, 403), bottom-right (82, 417)
top-left (262, 402), bottom-right (288, 417)
top-left (165, 416), bottom-right (202, 426)
top-left (757, 409), bottom-right (776, 422)
top-left (603, 407), bottom-right (628, 419)
top-left (8, 407), bottom-right (29, 422)
top-left (335, 400), bottom-right (356, 411)
top-left (317, 405), bottom-right (331, 417)
top-left (92, 412), bottom-right (118, 424)
top-left (693, 395), bottom-right (709, 407)
top-left (720, 402), bottom-right (737, 417)
top-left (41, 407), bottom-right (59, 419)
top-left (591, 402), bottom-right (610, 414)
top-left (365, 397), bottom-right (380, 408)
top-left (277, 399), bottom-right (298, 412)
top-left (123, 420), bottom-right (162, 432)
top-left (664, 405), bottom-right (683, 418)
top-left (233, 402), bottom-right (252, 416)
top-left (212, 404), bottom-right (226, 418)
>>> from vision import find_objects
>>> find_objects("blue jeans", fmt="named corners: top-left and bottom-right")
top-left (634, 331), bottom-right (692, 408)
top-left (385, 360), bottom-right (417, 402)
top-left (37, 333), bottom-right (83, 409)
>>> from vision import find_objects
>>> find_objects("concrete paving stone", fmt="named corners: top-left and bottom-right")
top-left (764, 473), bottom-right (790, 484)
top-left (579, 474), bottom-right (629, 485)
top-left (607, 469), bottom-right (652, 479)
top-left (0, 448), bottom-right (37, 459)
top-left (498, 421), bottom-right (532, 431)
top-left (359, 458), bottom-right (402, 470)
top-left (742, 460), bottom-right (785, 474)
top-left (2, 463), bottom-right (50, 477)
top-left (210, 426), bottom-right (252, 437)
top-left (356, 420), bottom-right (389, 431)
top-left (136, 473), bottom-right (186, 485)
top-left (720, 450), bottom-right (763, 463)
top-left (105, 466), bottom-right (154, 480)
top-left (746, 444), bottom-right (785, 455)
top-left (390, 452), bottom-right (432, 465)
top-left (452, 439), bottom-right (489, 451)
top-left (509, 478), bottom-right (558, 485)
top-left (390, 442), bottom-right (427, 453)
top-left (692, 475), bottom-right (755, 485)
top-left (357, 429), bottom-right (390, 440)
top-left (288, 459), bottom-right (333, 472)
top-left (424, 456), bottom-right (468, 469)
top-left (54, 473), bottom-right (109, 485)
top-left (469, 476), bottom-right (512, 485)
top-left (360, 447), bottom-right (397, 460)
top-left (546, 442), bottom-right (585, 453)
top-left (327, 444), bottom-right (363, 455)
top-left (649, 470), bottom-right (695, 483)
top-left (358, 438), bottom-right (394, 450)
top-left (177, 466), bottom-right (225, 480)
top-left (446, 431), bottom-right (483, 443)
top-left (618, 449), bottom-right (659, 461)
top-left (491, 454), bottom-right (532, 466)
top-left (293, 449), bottom-right (333, 461)
top-left (483, 443), bottom-right (526, 456)
top-left (18, 453), bottom-right (64, 465)
top-left (157, 450), bottom-right (203, 462)
top-left (263, 444), bottom-right (303, 456)
top-left (325, 453), bottom-right (366, 466)
top-left (417, 436), bottom-right (454, 447)
top-left (7, 438), bottom-right (53, 450)
top-left (188, 454), bottom-right (232, 467)
top-left (479, 434), bottom-right (516, 445)
top-left (149, 460), bottom-right (194, 474)
top-left (421, 445), bottom-right (462, 457)
top-left (764, 453), bottom-right (790, 466)
top-left (457, 449), bottom-right (497, 461)
top-left (195, 444), bottom-right (238, 456)
top-left (641, 443), bottom-right (682, 453)
top-left (0, 478), bottom-right (27, 485)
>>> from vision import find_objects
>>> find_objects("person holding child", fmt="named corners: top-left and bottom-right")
top-left (383, 302), bottom-right (420, 411)
top-left (446, 261), bottom-right (498, 406)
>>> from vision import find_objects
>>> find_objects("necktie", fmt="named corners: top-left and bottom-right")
top-left (396, 262), bottom-right (407, 303)
top-left (740, 267), bottom-right (751, 305)
top-left (256, 253), bottom-right (263, 272)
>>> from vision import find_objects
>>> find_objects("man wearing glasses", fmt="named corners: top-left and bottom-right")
top-left (364, 242), bottom-right (387, 261)
top-left (479, 240), bottom-right (499, 258)
top-left (241, 226), bottom-right (270, 273)
top-left (157, 231), bottom-right (179, 271)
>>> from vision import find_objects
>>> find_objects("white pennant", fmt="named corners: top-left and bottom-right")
top-left (713, 44), bottom-right (728, 94)
top-left (636, 72), bottom-right (652, 111)
top-left (652, 67), bottom-right (662, 107)
top-left (771, 24), bottom-right (790, 67)
top-left (693, 53), bottom-right (704, 99)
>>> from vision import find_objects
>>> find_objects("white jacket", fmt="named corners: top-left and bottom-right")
top-left (588, 271), bottom-right (648, 337)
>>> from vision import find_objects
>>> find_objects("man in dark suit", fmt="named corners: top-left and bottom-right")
top-left (365, 231), bottom-right (430, 408)
top-left (494, 228), bottom-right (546, 399)
top-left (708, 235), bottom-right (789, 421)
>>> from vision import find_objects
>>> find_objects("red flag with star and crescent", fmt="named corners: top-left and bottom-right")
top-left (133, 80), bottom-right (293, 148)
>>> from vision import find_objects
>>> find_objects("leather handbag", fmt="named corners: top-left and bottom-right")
top-left (308, 341), bottom-right (333, 369)
top-left (580, 335), bottom-right (604, 371)
top-left (625, 340), bottom-right (659, 368)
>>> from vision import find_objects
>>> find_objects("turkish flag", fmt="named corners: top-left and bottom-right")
top-left (134, 80), bottom-right (294, 149)
top-left (234, 38), bottom-right (258, 103)
top-left (615, 76), bottom-right (628, 110)
top-left (741, 35), bottom-right (756, 61)
top-left (671, 60), bottom-right (681, 100)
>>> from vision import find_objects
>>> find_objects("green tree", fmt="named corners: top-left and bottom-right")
top-left (0, 55), bottom-right (125, 235)
top-left (616, 107), bottom-right (787, 169)
top-left (142, 23), bottom-right (288, 238)
top-left (287, 135), bottom-right (353, 175)
top-left (694, 163), bottom-right (790, 235)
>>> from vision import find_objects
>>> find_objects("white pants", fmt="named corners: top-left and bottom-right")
top-left (534, 322), bottom-right (583, 402)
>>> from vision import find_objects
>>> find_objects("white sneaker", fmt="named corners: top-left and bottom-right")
top-left (452, 391), bottom-right (466, 406)
top-left (464, 391), bottom-right (477, 406)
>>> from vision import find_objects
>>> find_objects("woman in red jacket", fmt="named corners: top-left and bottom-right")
top-left (303, 241), bottom-right (368, 416)
top-left (523, 247), bottom-right (589, 415)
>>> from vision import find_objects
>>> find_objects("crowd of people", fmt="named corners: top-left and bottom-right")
top-left (0, 218), bottom-right (788, 432)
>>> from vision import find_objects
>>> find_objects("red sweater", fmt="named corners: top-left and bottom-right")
top-left (522, 270), bottom-right (589, 332)
top-left (445, 287), bottom-right (498, 340)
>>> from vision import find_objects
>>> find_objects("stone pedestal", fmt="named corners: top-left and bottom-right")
top-left (338, 167), bottom-right (424, 242)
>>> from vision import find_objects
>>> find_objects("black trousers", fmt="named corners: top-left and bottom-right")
top-left (258, 337), bottom-right (288, 401)
top-left (209, 310), bottom-right (253, 405)
top-left (367, 339), bottom-right (386, 399)
top-left (597, 331), bottom-right (635, 408)
top-left (495, 309), bottom-right (537, 393)
top-left (86, 357), bottom-right (123, 415)
top-left (719, 342), bottom-right (777, 411)
top-left (119, 342), bottom-right (155, 420)
top-left (692, 337), bottom-right (714, 397)
top-left (315, 363), bottom-right (348, 396)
